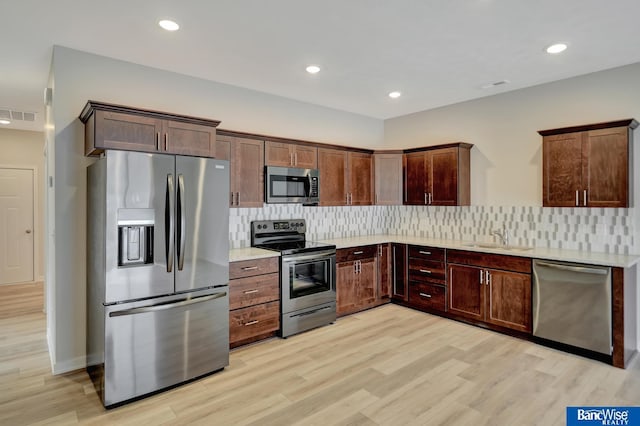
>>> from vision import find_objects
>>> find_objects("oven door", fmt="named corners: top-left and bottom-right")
top-left (281, 249), bottom-right (336, 313)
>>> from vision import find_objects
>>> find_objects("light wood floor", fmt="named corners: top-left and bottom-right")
top-left (1, 297), bottom-right (639, 426)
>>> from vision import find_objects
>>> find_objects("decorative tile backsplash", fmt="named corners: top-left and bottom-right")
top-left (230, 205), bottom-right (636, 254)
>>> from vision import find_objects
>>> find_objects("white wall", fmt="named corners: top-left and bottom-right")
top-left (385, 62), bottom-right (640, 351)
top-left (49, 44), bottom-right (640, 371)
top-left (0, 128), bottom-right (45, 281)
top-left (48, 46), bottom-right (384, 372)
top-left (384, 62), bottom-right (640, 207)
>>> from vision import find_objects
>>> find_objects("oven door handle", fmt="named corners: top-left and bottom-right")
top-left (282, 251), bottom-right (336, 263)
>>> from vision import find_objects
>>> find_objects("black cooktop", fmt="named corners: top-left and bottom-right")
top-left (256, 240), bottom-right (336, 255)
top-left (251, 219), bottom-right (336, 255)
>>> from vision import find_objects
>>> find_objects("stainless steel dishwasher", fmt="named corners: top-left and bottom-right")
top-left (532, 259), bottom-right (612, 355)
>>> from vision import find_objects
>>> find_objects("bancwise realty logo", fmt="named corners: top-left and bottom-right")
top-left (567, 407), bottom-right (639, 425)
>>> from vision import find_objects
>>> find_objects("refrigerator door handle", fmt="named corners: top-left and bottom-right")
top-left (109, 292), bottom-right (227, 317)
top-left (177, 174), bottom-right (186, 271)
top-left (166, 174), bottom-right (175, 273)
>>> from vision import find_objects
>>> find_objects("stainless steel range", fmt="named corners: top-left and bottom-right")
top-left (251, 219), bottom-right (336, 337)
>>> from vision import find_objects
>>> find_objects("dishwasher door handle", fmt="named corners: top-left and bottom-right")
top-left (535, 261), bottom-right (609, 275)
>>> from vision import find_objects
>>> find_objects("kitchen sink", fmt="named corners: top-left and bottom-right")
top-left (462, 242), bottom-right (534, 252)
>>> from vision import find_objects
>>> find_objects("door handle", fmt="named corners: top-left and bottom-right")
top-left (353, 251), bottom-right (364, 255)
top-left (583, 189), bottom-right (587, 206)
top-left (109, 292), bottom-right (227, 317)
top-left (177, 174), bottom-right (186, 271)
top-left (164, 133), bottom-right (168, 151)
top-left (575, 190), bottom-right (579, 206)
top-left (419, 269), bottom-right (432, 274)
top-left (166, 174), bottom-right (175, 273)
top-left (479, 269), bottom-right (483, 285)
top-left (419, 293), bottom-right (432, 298)
top-left (25, 229), bottom-right (32, 234)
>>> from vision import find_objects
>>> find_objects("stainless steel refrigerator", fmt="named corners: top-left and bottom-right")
top-left (86, 150), bottom-right (230, 407)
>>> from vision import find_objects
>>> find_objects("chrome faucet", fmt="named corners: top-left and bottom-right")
top-left (492, 223), bottom-right (510, 247)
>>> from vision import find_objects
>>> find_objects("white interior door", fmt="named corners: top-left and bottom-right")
top-left (0, 168), bottom-right (34, 284)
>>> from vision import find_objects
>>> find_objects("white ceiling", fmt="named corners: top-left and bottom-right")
top-left (3, 0), bottom-right (640, 132)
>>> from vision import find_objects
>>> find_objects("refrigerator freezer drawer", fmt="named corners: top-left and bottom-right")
top-left (102, 289), bottom-right (229, 407)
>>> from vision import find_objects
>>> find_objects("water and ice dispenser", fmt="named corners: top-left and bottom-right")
top-left (117, 209), bottom-right (154, 267)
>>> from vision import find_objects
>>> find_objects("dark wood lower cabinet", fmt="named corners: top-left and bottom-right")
top-left (229, 301), bottom-right (280, 348)
top-left (447, 264), bottom-right (483, 321)
top-left (229, 257), bottom-right (280, 348)
top-left (337, 257), bottom-right (377, 316)
top-left (447, 261), bottom-right (532, 333)
top-left (391, 244), bottom-right (408, 302)
top-left (378, 244), bottom-right (391, 299)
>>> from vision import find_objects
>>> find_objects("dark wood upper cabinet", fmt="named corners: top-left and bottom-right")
top-left (80, 101), bottom-right (219, 158)
top-left (318, 148), bottom-right (348, 206)
top-left (265, 141), bottom-right (317, 169)
top-left (216, 135), bottom-right (264, 208)
top-left (318, 148), bottom-right (373, 206)
top-left (349, 152), bottom-right (373, 205)
top-left (540, 119), bottom-right (637, 208)
top-left (403, 143), bottom-right (472, 206)
top-left (373, 153), bottom-right (403, 205)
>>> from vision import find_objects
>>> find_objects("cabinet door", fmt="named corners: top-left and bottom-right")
top-left (378, 244), bottom-right (391, 299)
top-left (543, 132), bottom-right (583, 207)
top-left (486, 269), bottom-right (531, 332)
top-left (233, 137), bottom-right (264, 208)
top-left (391, 243), bottom-right (408, 301)
top-left (429, 148), bottom-right (459, 206)
top-left (318, 148), bottom-right (348, 206)
top-left (583, 127), bottom-right (628, 207)
top-left (265, 141), bottom-right (293, 167)
top-left (448, 264), bottom-right (484, 321)
top-left (336, 261), bottom-right (357, 315)
top-left (215, 136), bottom-right (233, 206)
top-left (357, 258), bottom-right (378, 307)
top-left (374, 154), bottom-right (403, 205)
top-left (349, 152), bottom-right (373, 205)
top-left (293, 145), bottom-right (318, 169)
top-left (93, 110), bottom-right (163, 153)
top-left (404, 152), bottom-right (426, 205)
top-left (163, 120), bottom-right (216, 157)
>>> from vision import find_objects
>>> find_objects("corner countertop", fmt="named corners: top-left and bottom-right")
top-left (229, 247), bottom-right (279, 262)
top-left (316, 235), bottom-right (640, 268)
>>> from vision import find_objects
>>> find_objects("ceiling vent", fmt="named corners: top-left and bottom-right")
top-left (0, 108), bottom-right (37, 122)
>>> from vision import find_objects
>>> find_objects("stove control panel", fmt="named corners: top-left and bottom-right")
top-left (252, 219), bottom-right (306, 234)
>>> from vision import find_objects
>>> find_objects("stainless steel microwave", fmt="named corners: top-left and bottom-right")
top-left (265, 166), bottom-right (319, 204)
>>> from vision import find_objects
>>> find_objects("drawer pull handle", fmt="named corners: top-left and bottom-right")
top-left (419, 251), bottom-right (431, 255)
top-left (241, 266), bottom-right (258, 271)
top-left (353, 251), bottom-right (364, 255)
top-left (243, 289), bottom-right (259, 294)
top-left (419, 269), bottom-right (432, 274)
top-left (419, 293), bottom-right (432, 298)
top-left (244, 320), bottom-right (259, 326)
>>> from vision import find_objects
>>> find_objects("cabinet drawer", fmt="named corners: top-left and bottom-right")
top-left (230, 257), bottom-right (279, 279)
top-left (336, 245), bottom-right (378, 263)
top-left (409, 282), bottom-right (446, 312)
top-left (229, 301), bottom-right (280, 344)
top-left (408, 246), bottom-right (445, 262)
top-left (229, 273), bottom-right (279, 310)
top-left (447, 250), bottom-right (531, 274)
top-left (408, 259), bottom-right (445, 284)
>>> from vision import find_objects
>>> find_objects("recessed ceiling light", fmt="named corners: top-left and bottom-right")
top-left (0, 119), bottom-right (10, 125)
top-left (306, 65), bottom-right (320, 74)
top-left (388, 91), bottom-right (401, 99)
top-left (158, 19), bottom-right (180, 31)
top-left (546, 43), bottom-right (568, 54)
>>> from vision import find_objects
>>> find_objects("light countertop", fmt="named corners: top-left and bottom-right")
top-left (316, 235), bottom-right (640, 268)
top-left (229, 247), bottom-right (279, 262)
